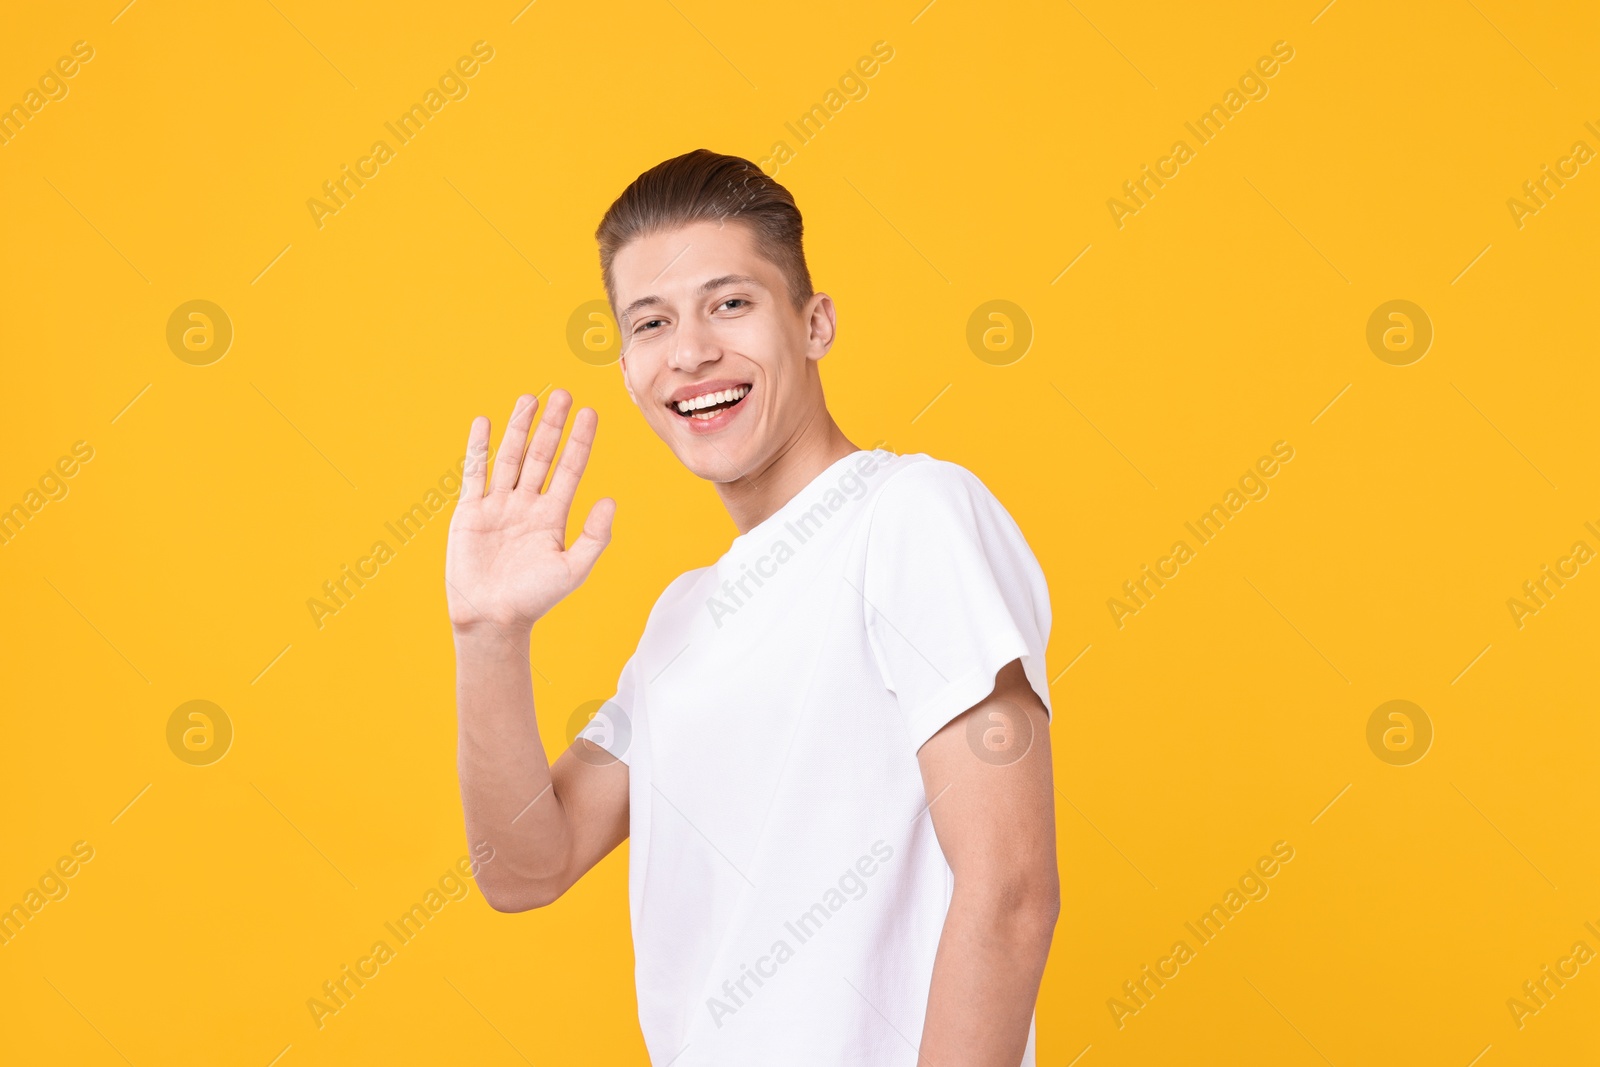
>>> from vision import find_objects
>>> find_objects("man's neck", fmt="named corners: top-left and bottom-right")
top-left (717, 415), bottom-right (860, 535)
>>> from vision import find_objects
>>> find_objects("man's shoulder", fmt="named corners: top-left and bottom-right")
top-left (862, 452), bottom-right (1040, 573)
top-left (865, 452), bottom-right (1005, 523)
top-left (648, 563), bottom-right (716, 611)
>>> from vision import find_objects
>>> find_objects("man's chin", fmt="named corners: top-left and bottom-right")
top-left (672, 436), bottom-right (760, 485)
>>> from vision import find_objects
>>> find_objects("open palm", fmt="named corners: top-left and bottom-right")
top-left (445, 389), bottom-right (616, 633)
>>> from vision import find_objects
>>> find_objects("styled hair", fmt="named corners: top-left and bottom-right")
top-left (595, 149), bottom-right (814, 319)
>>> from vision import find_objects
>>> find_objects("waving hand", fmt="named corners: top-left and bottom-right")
top-left (445, 389), bottom-right (616, 634)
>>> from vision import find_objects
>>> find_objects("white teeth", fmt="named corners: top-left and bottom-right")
top-left (674, 385), bottom-right (750, 414)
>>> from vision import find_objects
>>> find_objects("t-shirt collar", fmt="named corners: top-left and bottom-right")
top-left (720, 448), bottom-right (888, 563)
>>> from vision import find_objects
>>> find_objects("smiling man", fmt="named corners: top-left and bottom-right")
top-left (448, 149), bottom-right (1058, 1066)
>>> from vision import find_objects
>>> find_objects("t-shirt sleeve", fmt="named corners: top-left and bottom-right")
top-left (861, 461), bottom-right (1053, 753)
top-left (577, 652), bottom-right (637, 766)
top-left (572, 567), bottom-right (707, 768)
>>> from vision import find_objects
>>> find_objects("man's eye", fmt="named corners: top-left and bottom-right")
top-left (635, 319), bottom-right (664, 333)
top-left (719, 298), bottom-right (748, 311)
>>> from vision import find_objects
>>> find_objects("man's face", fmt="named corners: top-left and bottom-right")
top-left (612, 218), bottom-right (834, 483)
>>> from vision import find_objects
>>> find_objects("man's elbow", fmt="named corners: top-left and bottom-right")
top-left (1037, 876), bottom-right (1062, 931)
top-left (1016, 873), bottom-right (1061, 935)
top-left (961, 867), bottom-right (1060, 935)
top-left (479, 878), bottom-right (564, 913)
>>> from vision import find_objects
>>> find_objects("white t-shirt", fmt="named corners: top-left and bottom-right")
top-left (580, 448), bottom-right (1053, 1066)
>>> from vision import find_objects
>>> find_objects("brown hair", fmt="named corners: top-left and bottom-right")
top-left (595, 149), bottom-right (814, 319)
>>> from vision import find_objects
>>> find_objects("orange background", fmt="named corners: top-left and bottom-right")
top-left (1, 1), bottom-right (1596, 1063)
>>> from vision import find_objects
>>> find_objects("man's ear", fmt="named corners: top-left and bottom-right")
top-left (805, 292), bottom-right (837, 362)
top-left (618, 354), bottom-right (639, 406)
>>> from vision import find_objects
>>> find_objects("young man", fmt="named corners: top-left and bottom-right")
top-left (448, 149), bottom-right (1058, 1066)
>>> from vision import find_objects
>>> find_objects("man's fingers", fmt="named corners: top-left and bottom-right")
top-left (567, 496), bottom-right (616, 583)
top-left (518, 388), bottom-right (574, 495)
top-left (491, 394), bottom-right (539, 492)
top-left (461, 415), bottom-right (490, 500)
top-left (545, 407), bottom-right (598, 507)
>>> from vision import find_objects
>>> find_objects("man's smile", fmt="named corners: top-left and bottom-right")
top-left (667, 380), bottom-right (754, 430)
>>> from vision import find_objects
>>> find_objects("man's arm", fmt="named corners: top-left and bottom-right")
top-left (455, 631), bottom-right (629, 911)
top-left (914, 656), bottom-right (1060, 1065)
top-left (447, 388), bottom-right (628, 913)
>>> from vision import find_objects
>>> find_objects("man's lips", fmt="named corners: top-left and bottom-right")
top-left (666, 378), bottom-right (752, 406)
top-left (667, 382), bottom-right (752, 418)
top-left (667, 382), bottom-right (753, 433)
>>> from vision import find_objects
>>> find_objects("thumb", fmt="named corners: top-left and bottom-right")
top-left (567, 497), bottom-right (616, 583)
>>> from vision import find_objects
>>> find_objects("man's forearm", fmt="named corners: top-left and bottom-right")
top-left (454, 625), bottom-right (570, 908)
top-left (918, 883), bottom-right (1058, 1065)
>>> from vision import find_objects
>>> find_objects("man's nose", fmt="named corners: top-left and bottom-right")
top-left (669, 313), bottom-right (719, 373)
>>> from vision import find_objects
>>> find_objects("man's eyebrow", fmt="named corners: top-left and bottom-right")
top-left (620, 274), bottom-right (767, 324)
